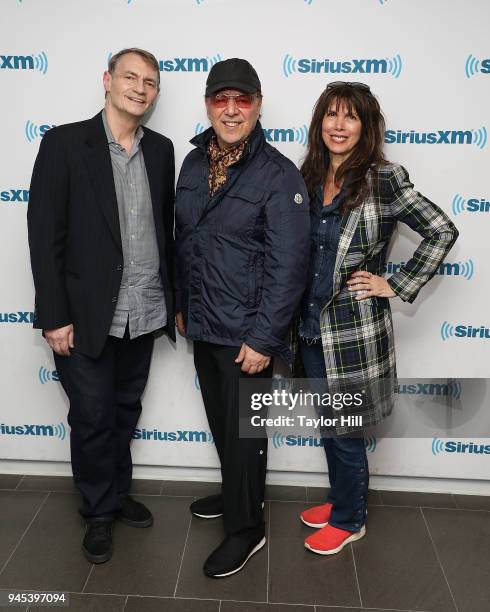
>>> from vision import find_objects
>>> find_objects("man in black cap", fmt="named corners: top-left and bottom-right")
top-left (174, 58), bottom-right (310, 577)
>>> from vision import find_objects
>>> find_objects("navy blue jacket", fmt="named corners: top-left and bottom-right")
top-left (174, 122), bottom-right (310, 364)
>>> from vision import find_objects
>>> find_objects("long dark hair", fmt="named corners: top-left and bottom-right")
top-left (301, 83), bottom-right (387, 212)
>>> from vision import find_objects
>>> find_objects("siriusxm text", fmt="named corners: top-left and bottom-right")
top-left (1, 189), bottom-right (29, 202)
top-left (385, 130), bottom-right (472, 145)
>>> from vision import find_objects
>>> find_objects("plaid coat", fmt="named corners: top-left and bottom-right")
top-left (295, 163), bottom-right (458, 433)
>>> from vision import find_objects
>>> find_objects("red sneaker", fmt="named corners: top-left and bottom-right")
top-left (300, 502), bottom-right (333, 528)
top-left (304, 524), bottom-right (366, 555)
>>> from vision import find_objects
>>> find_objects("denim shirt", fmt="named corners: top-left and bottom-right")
top-left (299, 184), bottom-right (345, 340)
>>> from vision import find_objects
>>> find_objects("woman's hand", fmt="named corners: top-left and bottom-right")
top-left (347, 271), bottom-right (396, 301)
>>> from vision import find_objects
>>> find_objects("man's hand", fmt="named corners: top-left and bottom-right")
top-left (235, 343), bottom-right (271, 374)
top-left (176, 312), bottom-right (186, 337)
top-left (44, 324), bottom-right (74, 356)
top-left (347, 271), bottom-right (396, 301)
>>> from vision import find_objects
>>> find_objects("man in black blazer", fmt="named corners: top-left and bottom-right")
top-left (27, 48), bottom-right (175, 563)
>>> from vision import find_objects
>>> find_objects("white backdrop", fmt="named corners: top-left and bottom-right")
top-left (1, 0), bottom-right (489, 488)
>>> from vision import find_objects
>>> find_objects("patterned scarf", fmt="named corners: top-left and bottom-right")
top-left (207, 135), bottom-right (247, 196)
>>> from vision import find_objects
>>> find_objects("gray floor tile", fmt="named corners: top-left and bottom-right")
top-left (17, 476), bottom-right (76, 493)
top-left (0, 491), bottom-right (47, 573)
top-left (306, 486), bottom-right (381, 506)
top-left (354, 506), bottom-right (457, 611)
top-left (0, 492), bottom-right (90, 592)
top-left (85, 496), bottom-right (191, 597)
top-left (316, 606), bottom-right (402, 612)
top-left (129, 479), bottom-right (163, 496)
top-left (378, 490), bottom-right (457, 508)
top-left (305, 486), bottom-right (330, 503)
top-left (367, 489), bottom-right (383, 506)
top-left (424, 508), bottom-right (490, 612)
top-left (176, 509), bottom-right (267, 602)
top-left (34, 593), bottom-right (125, 611)
top-left (222, 602), bottom-right (313, 611)
top-left (268, 501), bottom-right (360, 607)
top-left (160, 481), bottom-right (221, 498)
top-left (0, 589), bottom-right (28, 612)
top-left (454, 493), bottom-right (490, 511)
top-left (0, 475), bottom-right (23, 490)
top-left (264, 485), bottom-right (307, 502)
top-left (126, 596), bottom-right (219, 611)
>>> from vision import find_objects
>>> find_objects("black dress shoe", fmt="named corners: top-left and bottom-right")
top-left (190, 494), bottom-right (223, 519)
top-left (116, 495), bottom-right (153, 527)
top-left (82, 520), bottom-right (113, 564)
top-left (203, 527), bottom-right (266, 578)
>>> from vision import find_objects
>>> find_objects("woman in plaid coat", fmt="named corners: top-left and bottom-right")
top-left (296, 82), bottom-right (458, 556)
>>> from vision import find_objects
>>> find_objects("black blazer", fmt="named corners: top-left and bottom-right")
top-left (27, 111), bottom-right (176, 358)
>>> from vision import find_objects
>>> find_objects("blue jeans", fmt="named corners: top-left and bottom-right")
top-left (300, 339), bottom-right (368, 532)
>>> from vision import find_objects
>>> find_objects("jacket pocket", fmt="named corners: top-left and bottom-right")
top-left (227, 185), bottom-right (264, 204)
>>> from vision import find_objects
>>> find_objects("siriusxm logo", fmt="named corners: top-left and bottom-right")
top-left (385, 127), bottom-right (487, 149)
top-left (432, 438), bottom-right (490, 456)
top-left (272, 431), bottom-right (376, 452)
top-left (25, 120), bottom-right (56, 142)
top-left (441, 321), bottom-right (490, 341)
top-left (0, 311), bottom-right (34, 324)
top-left (1, 189), bottom-right (29, 203)
top-left (133, 428), bottom-right (213, 443)
top-left (107, 51), bottom-right (221, 73)
top-left (283, 54), bottom-right (402, 78)
top-left (194, 123), bottom-right (308, 145)
top-left (160, 54), bottom-right (221, 72)
top-left (385, 259), bottom-right (474, 280)
top-left (0, 422), bottom-right (66, 440)
top-left (0, 52), bottom-right (48, 74)
top-left (452, 194), bottom-right (490, 216)
top-left (39, 367), bottom-right (59, 384)
top-left (464, 54), bottom-right (490, 78)
top-left (396, 380), bottom-right (462, 400)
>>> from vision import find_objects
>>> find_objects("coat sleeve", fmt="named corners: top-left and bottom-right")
top-left (27, 128), bottom-right (71, 330)
top-left (245, 168), bottom-right (310, 363)
top-left (384, 165), bottom-right (459, 303)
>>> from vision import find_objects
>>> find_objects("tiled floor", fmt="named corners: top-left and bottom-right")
top-left (0, 474), bottom-right (489, 611)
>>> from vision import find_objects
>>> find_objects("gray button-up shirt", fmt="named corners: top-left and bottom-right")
top-left (103, 110), bottom-right (167, 339)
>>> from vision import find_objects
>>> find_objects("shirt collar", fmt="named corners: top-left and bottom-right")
top-left (102, 109), bottom-right (144, 148)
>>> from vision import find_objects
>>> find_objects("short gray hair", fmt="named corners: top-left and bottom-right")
top-left (108, 48), bottom-right (160, 87)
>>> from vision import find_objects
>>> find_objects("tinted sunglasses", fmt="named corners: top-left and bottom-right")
top-left (208, 92), bottom-right (259, 109)
top-left (326, 81), bottom-right (371, 91)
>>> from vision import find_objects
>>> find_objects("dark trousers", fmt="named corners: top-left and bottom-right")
top-left (54, 328), bottom-right (154, 520)
top-left (194, 341), bottom-right (272, 535)
top-left (300, 339), bottom-right (368, 532)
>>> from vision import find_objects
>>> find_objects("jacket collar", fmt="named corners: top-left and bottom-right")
top-left (81, 111), bottom-right (160, 254)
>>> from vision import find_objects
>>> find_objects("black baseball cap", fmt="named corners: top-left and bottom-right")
top-left (205, 58), bottom-right (261, 96)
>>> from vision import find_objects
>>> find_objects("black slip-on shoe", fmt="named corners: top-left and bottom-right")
top-left (203, 528), bottom-right (266, 578)
top-left (82, 520), bottom-right (114, 564)
top-left (190, 495), bottom-right (265, 519)
top-left (190, 494), bottom-right (223, 519)
top-left (116, 495), bottom-right (153, 528)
